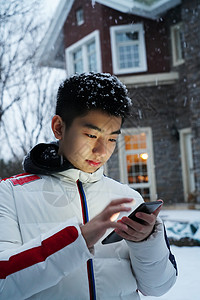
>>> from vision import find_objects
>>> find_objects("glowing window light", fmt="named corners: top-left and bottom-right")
top-left (140, 153), bottom-right (148, 160)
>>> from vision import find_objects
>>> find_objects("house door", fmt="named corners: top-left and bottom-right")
top-left (180, 128), bottom-right (195, 202)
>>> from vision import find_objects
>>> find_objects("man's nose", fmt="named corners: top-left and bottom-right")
top-left (92, 139), bottom-right (107, 156)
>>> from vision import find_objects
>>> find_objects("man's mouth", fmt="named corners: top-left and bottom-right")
top-left (86, 160), bottom-right (101, 167)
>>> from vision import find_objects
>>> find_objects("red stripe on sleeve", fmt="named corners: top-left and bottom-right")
top-left (10, 175), bottom-right (41, 186)
top-left (0, 226), bottom-right (78, 279)
top-left (0, 173), bottom-right (30, 183)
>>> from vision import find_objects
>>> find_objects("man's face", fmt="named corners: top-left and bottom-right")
top-left (58, 110), bottom-right (122, 173)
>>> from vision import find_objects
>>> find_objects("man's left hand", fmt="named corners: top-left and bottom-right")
top-left (114, 201), bottom-right (163, 242)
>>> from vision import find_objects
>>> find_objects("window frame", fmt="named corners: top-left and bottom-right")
top-left (65, 30), bottom-right (102, 76)
top-left (110, 23), bottom-right (147, 75)
top-left (171, 22), bottom-right (185, 66)
top-left (180, 128), bottom-right (195, 202)
top-left (76, 8), bottom-right (84, 26)
top-left (118, 127), bottom-right (156, 201)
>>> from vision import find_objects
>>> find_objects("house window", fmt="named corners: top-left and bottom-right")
top-left (76, 8), bottom-right (84, 26)
top-left (118, 128), bottom-right (156, 201)
top-left (110, 24), bottom-right (147, 75)
top-left (66, 30), bottom-right (102, 76)
top-left (171, 23), bottom-right (185, 66)
top-left (87, 40), bottom-right (96, 71)
top-left (73, 48), bottom-right (83, 73)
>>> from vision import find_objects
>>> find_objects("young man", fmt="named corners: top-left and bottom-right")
top-left (0, 73), bottom-right (177, 299)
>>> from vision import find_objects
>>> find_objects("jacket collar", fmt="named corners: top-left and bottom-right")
top-left (53, 167), bottom-right (104, 183)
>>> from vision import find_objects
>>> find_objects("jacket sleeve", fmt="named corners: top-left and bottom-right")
top-left (127, 216), bottom-right (177, 297)
top-left (0, 181), bottom-right (92, 299)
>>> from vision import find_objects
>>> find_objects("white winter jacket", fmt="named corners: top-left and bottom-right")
top-left (0, 167), bottom-right (177, 299)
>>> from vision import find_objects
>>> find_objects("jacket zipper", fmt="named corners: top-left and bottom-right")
top-left (77, 180), bottom-right (96, 300)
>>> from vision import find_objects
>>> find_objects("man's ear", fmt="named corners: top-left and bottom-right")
top-left (51, 115), bottom-right (65, 140)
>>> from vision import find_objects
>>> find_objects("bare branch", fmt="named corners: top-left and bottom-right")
top-left (0, 0), bottom-right (64, 160)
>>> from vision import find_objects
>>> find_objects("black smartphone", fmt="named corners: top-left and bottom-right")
top-left (102, 201), bottom-right (162, 245)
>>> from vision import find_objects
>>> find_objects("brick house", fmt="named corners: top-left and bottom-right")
top-left (37, 0), bottom-right (200, 206)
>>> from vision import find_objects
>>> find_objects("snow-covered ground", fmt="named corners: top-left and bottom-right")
top-left (140, 209), bottom-right (200, 300)
top-left (160, 209), bottom-right (200, 223)
top-left (160, 209), bottom-right (200, 243)
top-left (140, 246), bottom-right (200, 300)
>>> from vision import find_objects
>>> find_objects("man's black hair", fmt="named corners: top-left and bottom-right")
top-left (56, 72), bottom-right (132, 128)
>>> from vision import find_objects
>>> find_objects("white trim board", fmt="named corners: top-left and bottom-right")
top-left (118, 72), bottom-right (179, 87)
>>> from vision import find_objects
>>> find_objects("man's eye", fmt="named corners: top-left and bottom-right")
top-left (86, 134), bottom-right (97, 139)
top-left (109, 138), bottom-right (117, 142)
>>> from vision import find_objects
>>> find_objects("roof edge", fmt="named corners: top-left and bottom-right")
top-left (35, 0), bottom-right (74, 68)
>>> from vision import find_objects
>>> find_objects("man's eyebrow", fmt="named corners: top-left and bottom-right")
top-left (83, 123), bottom-right (121, 135)
top-left (111, 129), bottom-right (121, 135)
top-left (83, 123), bottom-right (101, 132)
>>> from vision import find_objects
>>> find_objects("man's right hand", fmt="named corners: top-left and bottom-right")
top-left (80, 198), bottom-right (133, 248)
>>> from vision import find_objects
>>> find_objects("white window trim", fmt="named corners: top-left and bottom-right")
top-left (171, 22), bottom-right (185, 66)
top-left (118, 72), bottom-right (179, 87)
top-left (180, 128), bottom-right (195, 202)
top-left (110, 23), bottom-right (147, 75)
top-left (65, 30), bottom-right (102, 76)
top-left (118, 127), bottom-right (157, 201)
